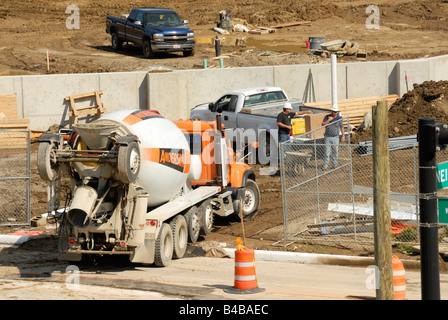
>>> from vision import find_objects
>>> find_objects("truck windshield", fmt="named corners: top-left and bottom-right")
top-left (243, 91), bottom-right (287, 107)
top-left (145, 13), bottom-right (183, 26)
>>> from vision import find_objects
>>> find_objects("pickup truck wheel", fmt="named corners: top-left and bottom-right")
top-left (143, 40), bottom-right (155, 59)
top-left (258, 132), bottom-right (277, 164)
top-left (154, 223), bottom-right (173, 267)
top-left (183, 49), bottom-right (195, 57)
top-left (111, 33), bottom-right (122, 50)
top-left (170, 215), bottom-right (188, 259)
top-left (198, 199), bottom-right (214, 235)
top-left (240, 179), bottom-right (260, 221)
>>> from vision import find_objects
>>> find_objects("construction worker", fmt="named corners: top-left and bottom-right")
top-left (321, 106), bottom-right (345, 169)
top-left (276, 102), bottom-right (312, 144)
top-left (276, 102), bottom-right (312, 167)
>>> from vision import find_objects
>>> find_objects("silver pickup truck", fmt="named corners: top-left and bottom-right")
top-left (190, 87), bottom-right (325, 163)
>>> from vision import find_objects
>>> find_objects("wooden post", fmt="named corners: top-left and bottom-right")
top-left (372, 99), bottom-right (394, 300)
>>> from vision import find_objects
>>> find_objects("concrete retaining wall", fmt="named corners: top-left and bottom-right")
top-left (1, 54), bottom-right (448, 130)
top-left (0, 72), bottom-right (148, 130)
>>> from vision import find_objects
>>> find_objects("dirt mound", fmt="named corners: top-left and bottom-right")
top-left (352, 80), bottom-right (448, 143)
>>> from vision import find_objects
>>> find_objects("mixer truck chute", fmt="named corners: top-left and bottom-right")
top-left (37, 110), bottom-right (260, 267)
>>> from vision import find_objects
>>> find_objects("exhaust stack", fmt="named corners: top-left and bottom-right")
top-left (331, 54), bottom-right (338, 111)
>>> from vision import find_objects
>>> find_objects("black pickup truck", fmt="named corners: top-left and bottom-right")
top-left (106, 7), bottom-right (195, 58)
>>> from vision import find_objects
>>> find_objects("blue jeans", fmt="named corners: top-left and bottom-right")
top-left (323, 136), bottom-right (339, 167)
top-left (278, 133), bottom-right (290, 161)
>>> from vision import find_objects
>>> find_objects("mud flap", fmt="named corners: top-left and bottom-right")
top-left (129, 239), bottom-right (155, 264)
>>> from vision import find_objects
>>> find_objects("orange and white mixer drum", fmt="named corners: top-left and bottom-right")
top-left (98, 109), bottom-right (193, 207)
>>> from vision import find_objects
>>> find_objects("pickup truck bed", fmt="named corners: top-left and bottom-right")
top-left (190, 86), bottom-right (329, 163)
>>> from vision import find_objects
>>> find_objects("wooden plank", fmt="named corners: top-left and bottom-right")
top-left (0, 94), bottom-right (18, 120)
top-left (0, 119), bottom-right (29, 130)
top-left (0, 131), bottom-right (28, 149)
top-left (270, 21), bottom-right (311, 28)
top-left (249, 29), bottom-right (269, 34)
top-left (64, 90), bottom-right (103, 101)
top-left (303, 95), bottom-right (399, 107)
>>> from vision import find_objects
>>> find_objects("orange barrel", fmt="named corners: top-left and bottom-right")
top-left (234, 247), bottom-right (258, 290)
top-left (392, 255), bottom-right (406, 300)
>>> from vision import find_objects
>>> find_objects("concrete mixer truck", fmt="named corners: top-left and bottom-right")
top-left (36, 109), bottom-right (260, 266)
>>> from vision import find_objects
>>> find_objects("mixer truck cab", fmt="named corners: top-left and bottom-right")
top-left (37, 110), bottom-right (260, 267)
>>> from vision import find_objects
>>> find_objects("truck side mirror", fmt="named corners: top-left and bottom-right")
top-left (183, 20), bottom-right (189, 24)
top-left (208, 102), bottom-right (217, 112)
top-left (134, 20), bottom-right (142, 26)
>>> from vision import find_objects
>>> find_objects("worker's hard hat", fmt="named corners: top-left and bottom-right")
top-left (284, 102), bottom-right (292, 109)
top-left (331, 105), bottom-right (339, 112)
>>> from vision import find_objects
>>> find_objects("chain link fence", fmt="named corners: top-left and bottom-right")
top-left (277, 117), bottom-right (448, 251)
top-left (0, 130), bottom-right (31, 226)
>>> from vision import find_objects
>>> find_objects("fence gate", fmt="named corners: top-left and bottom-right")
top-left (0, 129), bottom-right (31, 226)
top-left (278, 121), bottom-right (424, 250)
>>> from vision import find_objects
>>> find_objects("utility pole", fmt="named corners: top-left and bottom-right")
top-left (418, 117), bottom-right (441, 300)
top-left (372, 100), bottom-right (394, 300)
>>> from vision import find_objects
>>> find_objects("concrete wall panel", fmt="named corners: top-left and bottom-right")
top-left (148, 71), bottom-right (188, 120)
top-left (21, 73), bottom-right (100, 130)
top-left (1, 54), bottom-right (448, 131)
top-left (397, 58), bottom-right (430, 96)
top-left (99, 71), bottom-right (148, 112)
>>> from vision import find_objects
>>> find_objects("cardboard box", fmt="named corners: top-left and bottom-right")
top-left (304, 113), bottom-right (326, 139)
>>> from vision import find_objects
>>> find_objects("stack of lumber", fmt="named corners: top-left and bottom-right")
top-left (0, 94), bottom-right (29, 149)
top-left (303, 94), bottom-right (399, 129)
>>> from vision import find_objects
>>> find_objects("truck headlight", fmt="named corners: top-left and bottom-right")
top-left (153, 33), bottom-right (164, 41)
top-left (187, 32), bottom-right (194, 40)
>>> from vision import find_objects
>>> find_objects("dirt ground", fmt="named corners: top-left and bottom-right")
top-left (1, 0), bottom-right (448, 74)
top-left (2, 0), bottom-right (448, 265)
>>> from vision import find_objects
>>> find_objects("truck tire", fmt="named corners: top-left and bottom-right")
top-left (143, 39), bottom-right (156, 59)
top-left (37, 142), bottom-right (58, 181)
top-left (183, 49), bottom-right (195, 57)
top-left (184, 206), bottom-right (200, 243)
top-left (238, 179), bottom-right (260, 221)
top-left (258, 132), bottom-right (277, 164)
top-left (111, 32), bottom-right (123, 50)
top-left (170, 215), bottom-right (188, 259)
top-left (117, 141), bottom-right (141, 183)
top-left (154, 223), bottom-right (173, 267)
top-left (198, 199), bottom-right (214, 235)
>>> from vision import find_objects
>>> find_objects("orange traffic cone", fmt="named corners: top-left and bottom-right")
top-left (224, 238), bottom-right (265, 294)
top-left (392, 255), bottom-right (406, 300)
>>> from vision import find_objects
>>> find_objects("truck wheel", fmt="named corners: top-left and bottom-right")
top-left (183, 49), bottom-right (195, 57)
top-left (258, 132), bottom-right (277, 164)
top-left (154, 223), bottom-right (173, 267)
top-left (111, 33), bottom-right (122, 50)
top-left (37, 142), bottom-right (59, 181)
top-left (170, 215), bottom-right (188, 259)
top-left (117, 141), bottom-right (141, 183)
top-left (240, 179), bottom-right (260, 221)
top-left (198, 199), bottom-right (214, 235)
top-left (143, 40), bottom-right (155, 59)
top-left (184, 206), bottom-right (200, 243)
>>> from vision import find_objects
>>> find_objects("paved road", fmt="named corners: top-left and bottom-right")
top-left (2, 254), bottom-right (448, 302)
